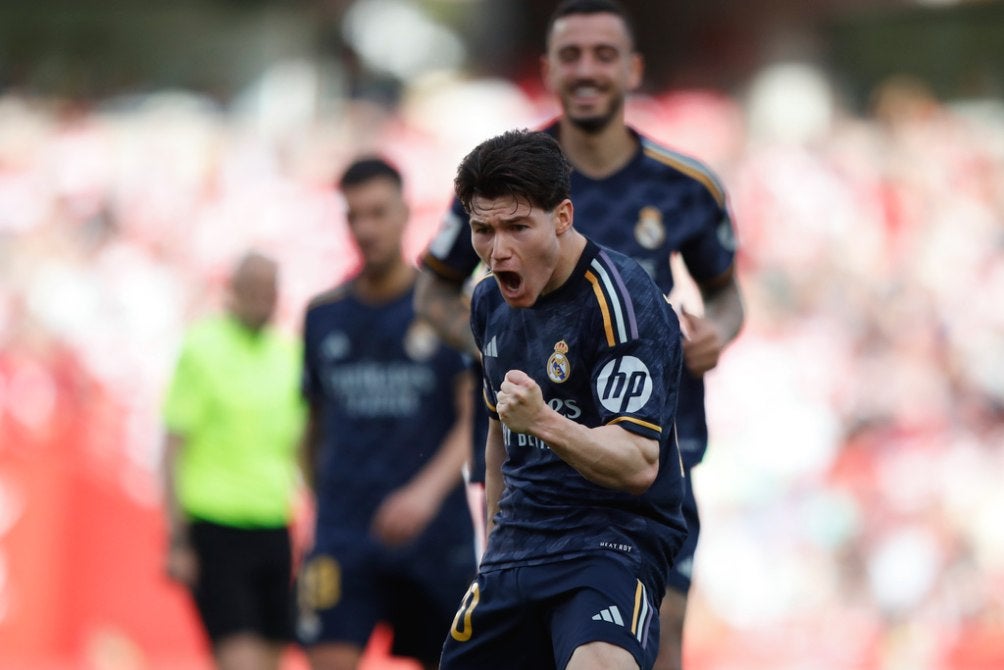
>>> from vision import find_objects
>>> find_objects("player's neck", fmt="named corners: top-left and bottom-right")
top-left (543, 230), bottom-right (588, 297)
top-left (558, 117), bottom-right (637, 179)
top-left (354, 258), bottom-right (415, 303)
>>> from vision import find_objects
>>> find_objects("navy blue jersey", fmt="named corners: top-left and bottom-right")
top-left (471, 240), bottom-right (687, 588)
top-left (423, 123), bottom-right (736, 466)
top-left (302, 283), bottom-right (469, 539)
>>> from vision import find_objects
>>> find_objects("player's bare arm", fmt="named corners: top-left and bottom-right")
top-left (497, 370), bottom-right (659, 496)
top-left (681, 273), bottom-right (744, 376)
top-left (483, 419), bottom-right (506, 537)
top-left (371, 368), bottom-right (475, 547)
top-left (299, 400), bottom-right (323, 494)
top-left (415, 269), bottom-right (480, 359)
top-left (162, 432), bottom-right (199, 586)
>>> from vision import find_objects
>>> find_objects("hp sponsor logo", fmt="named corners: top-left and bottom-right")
top-left (596, 356), bottom-right (652, 413)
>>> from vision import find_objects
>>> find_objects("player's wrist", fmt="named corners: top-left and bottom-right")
top-left (529, 404), bottom-right (571, 450)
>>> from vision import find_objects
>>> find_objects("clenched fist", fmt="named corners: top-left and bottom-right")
top-left (497, 370), bottom-right (546, 434)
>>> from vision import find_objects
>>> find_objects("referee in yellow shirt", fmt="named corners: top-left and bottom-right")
top-left (162, 251), bottom-right (305, 670)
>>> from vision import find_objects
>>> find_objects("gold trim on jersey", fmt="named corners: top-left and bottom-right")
top-left (642, 144), bottom-right (726, 208)
top-left (483, 387), bottom-right (497, 413)
top-left (584, 270), bottom-right (616, 347)
top-left (631, 580), bottom-right (644, 634)
top-left (608, 415), bottom-right (661, 434)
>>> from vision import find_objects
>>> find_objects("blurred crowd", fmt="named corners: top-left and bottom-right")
top-left (695, 77), bottom-right (1004, 668)
top-left (1, 66), bottom-right (1003, 668)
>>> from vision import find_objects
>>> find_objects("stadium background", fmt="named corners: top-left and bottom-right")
top-left (1, 0), bottom-right (1003, 668)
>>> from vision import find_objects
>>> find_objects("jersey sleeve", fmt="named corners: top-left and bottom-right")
top-left (586, 253), bottom-right (682, 440)
top-left (300, 308), bottom-right (322, 403)
top-left (642, 139), bottom-right (738, 286)
top-left (679, 180), bottom-right (738, 286)
top-left (469, 279), bottom-right (500, 420)
top-left (420, 198), bottom-right (480, 284)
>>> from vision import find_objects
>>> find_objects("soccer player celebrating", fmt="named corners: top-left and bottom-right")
top-left (438, 129), bottom-right (687, 670)
top-left (417, 3), bottom-right (744, 667)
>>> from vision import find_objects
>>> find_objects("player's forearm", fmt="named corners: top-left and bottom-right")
top-left (484, 421), bottom-right (505, 537)
top-left (162, 432), bottom-right (189, 544)
top-left (409, 420), bottom-right (469, 508)
top-left (299, 404), bottom-right (322, 494)
top-left (531, 411), bottom-right (659, 495)
top-left (702, 275), bottom-right (744, 345)
top-left (415, 270), bottom-right (479, 358)
top-left (405, 370), bottom-right (474, 506)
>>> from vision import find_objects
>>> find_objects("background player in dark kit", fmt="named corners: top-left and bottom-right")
top-left (416, 2), bottom-right (745, 667)
top-left (439, 129), bottom-right (687, 670)
top-left (298, 158), bottom-right (476, 670)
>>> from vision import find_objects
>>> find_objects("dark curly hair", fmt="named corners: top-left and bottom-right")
top-left (454, 130), bottom-right (572, 215)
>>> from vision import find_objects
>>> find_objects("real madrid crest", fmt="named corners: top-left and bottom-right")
top-left (404, 320), bottom-right (438, 362)
top-left (634, 206), bottom-right (666, 250)
top-left (546, 340), bottom-right (571, 384)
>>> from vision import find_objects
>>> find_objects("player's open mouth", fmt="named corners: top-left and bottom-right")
top-left (495, 270), bottom-right (522, 295)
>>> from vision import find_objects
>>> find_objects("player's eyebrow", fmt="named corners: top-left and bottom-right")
top-left (469, 212), bottom-right (531, 226)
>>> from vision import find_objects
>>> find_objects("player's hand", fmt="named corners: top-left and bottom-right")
top-left (371, 484), bottom-right (438, 548)
top-left (165, 542), bottom-right (199, 587)
top-left (497, 370), bottom-right (545, 435)
top-left (680, 306), bottom-right (724, 376)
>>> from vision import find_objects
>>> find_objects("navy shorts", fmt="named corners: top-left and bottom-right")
top-left (440, 554), bottom-right (662, 670)
top-left (189, 520), bottom-right (293, 643)
top-left (665, 465), bottom-right (699, 595)
top-left (297, 534), bottom-right (475, 664)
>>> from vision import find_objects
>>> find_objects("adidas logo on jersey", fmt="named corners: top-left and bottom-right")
top-left (592, 605), bottom-right (624, 626)
top-left (483, 335), bottom-right (498, 358)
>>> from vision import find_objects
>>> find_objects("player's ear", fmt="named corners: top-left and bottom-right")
top-left (627, 52), bottom-right (644, 92)
top-left (541, 53), bottom-right (556, 93)
top-left (554, 199), bottom-right (574, 235)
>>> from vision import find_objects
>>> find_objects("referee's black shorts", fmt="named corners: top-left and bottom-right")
top-left (189, 519), bottom-right (294, 643)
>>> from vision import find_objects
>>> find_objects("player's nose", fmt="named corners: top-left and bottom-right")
top-left (572, 53), bottom-right (602, 78)
top-left (490, 234), bottom-right (512, 262)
